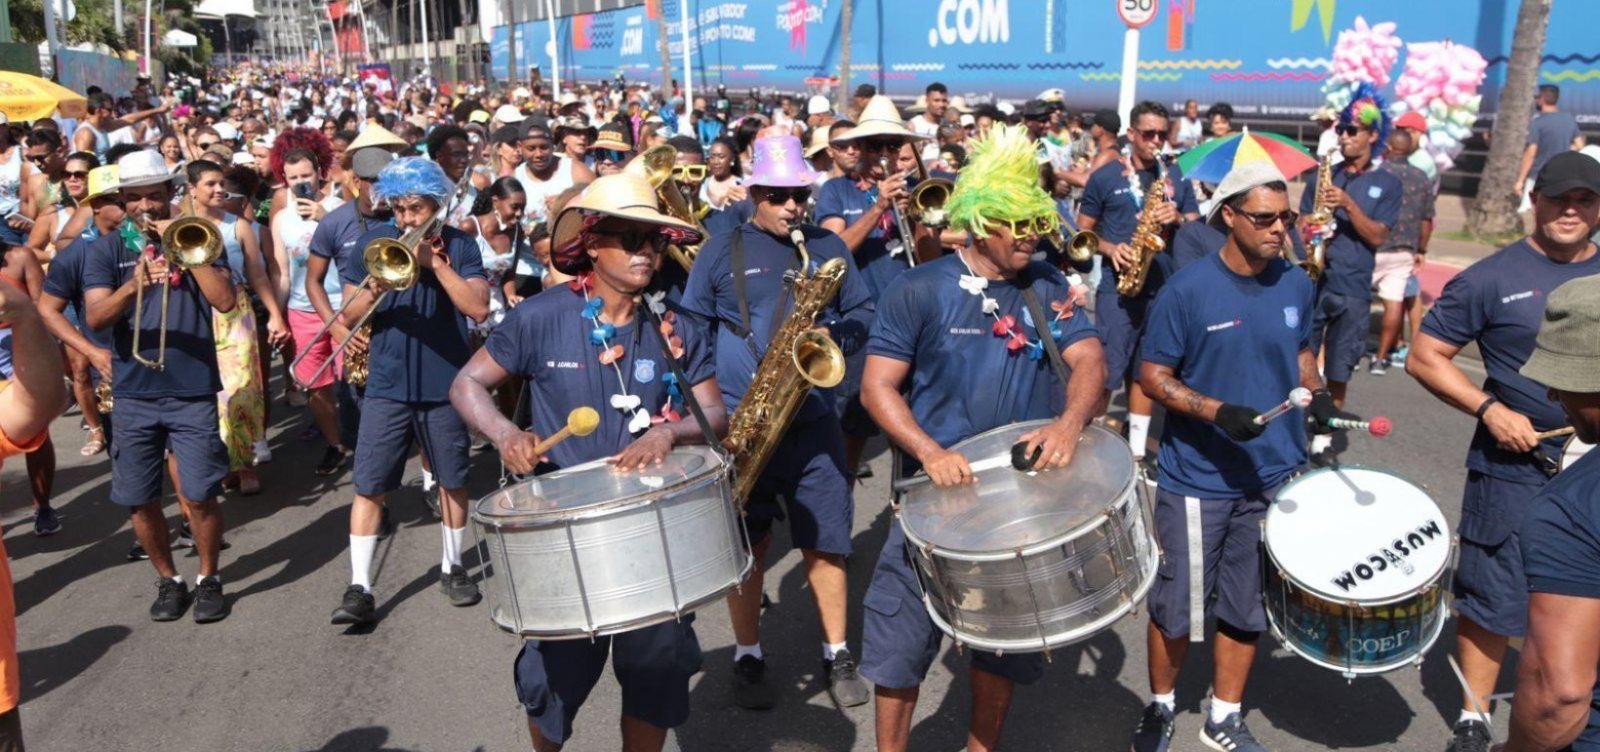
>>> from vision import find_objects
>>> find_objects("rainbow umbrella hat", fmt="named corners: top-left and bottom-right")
top-left (1176, 127), bottom-right (1318, 186)
top-left (0, 72), bottom-right (88, 121)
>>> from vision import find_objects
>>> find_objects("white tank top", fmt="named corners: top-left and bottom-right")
top-left (0, 149), bottom-right (20, 216)
top-left (283, 195), bottom-right (346, 312)
top-left (75, 123), bottom-right (111, 161)
top-left (515, 157), bottom-right (576, 225)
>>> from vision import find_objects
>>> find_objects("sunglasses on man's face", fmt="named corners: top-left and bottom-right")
top-left (592, 227), bottom-right (668, 252)
top-left (1135, 128), bottom-right (1167, 142)
top-left (758, 187), bottom-right (811, 205)
top-left (196, 140), bottom-right (219, 149)
top-left (673, 164), bottom-right (708, 182)
top-left (594, 149), bottom-right (627, 163)
top-left (1230, 208), bottom-right (1298, 230)
top-left (25, 154), bottom-right (50, 165)
top-left (1337, 125), bottom-right (1367, 137)
top-left (862, 138), bottom-right (903, 153)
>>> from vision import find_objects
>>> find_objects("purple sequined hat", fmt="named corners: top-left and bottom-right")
top-left (745, 135), bottom-right (821, 189)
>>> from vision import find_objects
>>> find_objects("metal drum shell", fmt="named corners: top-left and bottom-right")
top-left (899, 421), bottom-right (1159, 654)
top-left (472, 447), bottom-right (752, 639)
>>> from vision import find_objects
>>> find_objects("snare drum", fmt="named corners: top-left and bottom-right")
top-left (1561, 436), bottom-right (1594, 472)
top-left (1262, 466), bottom-right (1452, 677)
top-left (897, 421), bottom-right (1158, 654)
top-left (472, 446), bottom-right (752, 639)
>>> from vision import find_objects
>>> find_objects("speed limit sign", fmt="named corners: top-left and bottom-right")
top-left (1117, 0), bottom-right (1157, 28)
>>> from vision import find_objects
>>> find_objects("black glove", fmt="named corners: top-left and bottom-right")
top-left (1307, 388), bottom-right (1338, 435)
top-left (1215, 403), bottom-right (1267, 442)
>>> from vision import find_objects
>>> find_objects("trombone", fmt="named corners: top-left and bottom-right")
top-left (1052, 212), bottom-right (1100, 265)
top-left (131, 195), bottom-right (225, 371)
top-left (625, 145), bottom-right (707, 273)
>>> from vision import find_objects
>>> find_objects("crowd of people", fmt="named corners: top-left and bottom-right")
top-left (0, 62), bottom-right (1596, 752)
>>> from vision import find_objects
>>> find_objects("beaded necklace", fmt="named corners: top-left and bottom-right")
top-left (955, 249), bottom-right (1070, 362)
top-left (570, 274), bottom-right (687, 434)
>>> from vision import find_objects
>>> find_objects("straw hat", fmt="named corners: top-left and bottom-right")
top-left (905, 95), bottom-right (928, 115)
top-left (345, 124), bottom-right (408, 153)
top-left (84, 165), bottom-right (120, 202)
top-left (831, 95), bottom-right (928, 142)
top-left (549, 173), bottom-right (704, 274)
top-left (805, 125), bottom-right (834, 158)
top-left (947, 95), bottom-right (974, 114)
top-left (115, 150), bottom-right (183, 190)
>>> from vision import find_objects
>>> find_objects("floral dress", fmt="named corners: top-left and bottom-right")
top-left (213, 214), bottom-right (263, 471)
top-left (471, 229), bottom-right (522, 337)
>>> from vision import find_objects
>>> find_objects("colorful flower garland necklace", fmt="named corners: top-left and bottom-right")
top-left (569, 274), bottom-right (687, 434)
top-left (955, 248), bottom-right (1071, 362)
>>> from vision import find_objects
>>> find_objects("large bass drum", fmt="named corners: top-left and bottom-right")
top-left (1262, 466), bottom-right (1452, 677)
top-left (472, 446), bottom-right (751, 639)
top-left (897, 421), bottom-right (1157, 654)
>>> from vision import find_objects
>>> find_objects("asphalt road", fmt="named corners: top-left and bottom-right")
top-left (1, 351), bottom-right (1505, 751)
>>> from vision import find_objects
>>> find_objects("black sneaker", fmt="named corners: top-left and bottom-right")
top-left (1444, 719), bottom-right (1491, 752)
top-left (732, 655), bottom-right (777, 710)
top-left (1200, 711), bottom-right (1268, 752)
top-left (423, 490), bottom-right (442, 520)
top-left (150, 578), bottom-right (191, 621)
top-left (192, 576), bottom-right (229, 623)
top-left (331, 585), bottom-right (376, 625)
top-left (823, 647), bottom-right (870, 708)
top-left (315, 446), bottom-right (350, 476)
top-left (32, 506), bottom-right (61, 536)
top-left (1132, 702), bottom-right (1176, 752)
top-left (440, 565), bottom-right (481, 606)
top-left (127, 542), bottom-right (149, 561)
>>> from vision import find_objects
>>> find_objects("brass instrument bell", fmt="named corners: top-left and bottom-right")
top-left (909, 178), bottom-right (955, 230)
top-left (131, 206), bottom-right (224, 371)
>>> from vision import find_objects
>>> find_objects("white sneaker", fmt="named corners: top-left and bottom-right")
top-left (253, 439), bottom-right (273, 465)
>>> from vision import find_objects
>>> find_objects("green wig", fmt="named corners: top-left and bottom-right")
top-left (946, 123), bottom-right (1058, 237)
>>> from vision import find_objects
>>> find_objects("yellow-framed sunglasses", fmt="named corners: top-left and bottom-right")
top-left (672, 164), bottom-right (708, 182)
top-left (991, 213), bottom-right (1060, 239)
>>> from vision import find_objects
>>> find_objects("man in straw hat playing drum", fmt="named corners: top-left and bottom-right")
top-left (450, 171), bottom-right (724, 752)
top-left (681, 134), bottom-right (876, 710)
top-left (859, 123), bottom-right (1105, 752)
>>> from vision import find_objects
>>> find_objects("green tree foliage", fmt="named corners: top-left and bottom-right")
top-left (8, 0), bottom-right (128, 51)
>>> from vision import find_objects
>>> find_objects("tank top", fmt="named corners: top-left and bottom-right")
top-left (515, 158), bottom-right (575, 225)
top-left (283, 195), bottom-right (346, 312)
top-left (218, 212), bottom-right (246, 284)
top-left (0, 149), bottom-right (20, 217)
top-left (1174, 116), bottom-right (1205, 152)
top-left (75, 123), bottom-right (111, 161)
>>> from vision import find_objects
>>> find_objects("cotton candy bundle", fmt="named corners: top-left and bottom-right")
top-left (1391, 40), bottom-right (1487, 172)
top-left (1321, 17), bottom-right (1404, 119)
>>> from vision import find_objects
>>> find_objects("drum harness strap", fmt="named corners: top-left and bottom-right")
top-left (1184, 496), bottom-right (1205, 643)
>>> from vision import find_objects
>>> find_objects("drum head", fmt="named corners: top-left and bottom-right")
top-left (1267, 466), bottom-right (1450, 603)
top-left (475, 446), bottom-right (723, 520)
top-left (900, 421), bottom-right (1134, 553)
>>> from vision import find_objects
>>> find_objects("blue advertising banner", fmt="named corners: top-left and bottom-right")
top-left (492, 0), bottom-right (1600, 121)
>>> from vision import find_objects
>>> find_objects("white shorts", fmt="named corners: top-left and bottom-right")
top-left (1372, 251), bottom-right (1415, 303)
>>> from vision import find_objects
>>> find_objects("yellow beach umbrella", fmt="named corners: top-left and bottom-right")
top-left (0, 72), bottom-right (89, 121)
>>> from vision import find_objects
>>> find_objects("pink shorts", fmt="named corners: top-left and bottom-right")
top-left (1372, 251), bottom-right (1415, 303)
top-left (287, 308), bottom-right (342, 390)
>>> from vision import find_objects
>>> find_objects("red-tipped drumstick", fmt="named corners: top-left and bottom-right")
top-left (1326, 415), bottom-right (1392, 437)
top-left (1253, 387), bottom-right (1314, 426)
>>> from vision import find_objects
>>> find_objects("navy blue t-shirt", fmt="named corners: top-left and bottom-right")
top-left (869, 254), bottom-right (1098, 460)
top-left (1420, 241), bottom-right (1600, 483)
top-left (1079, 160), bottom-right (1200, 295)
top-left (43, 232), bottom-right (114, 348)
top-left (309, 200), bottom-right (373, 269)
top-left (1521, 447), bottom-right (1600, 750)
top-left (341, 223), bottom-right (486, 403)
top-left (1297, 163), bottom-right (1402, 299)
top-left (702, 198), bottom-right (753, 239)
top-left (814, 176), bottom-right (911, 299)
top-left (1170, 221), bottom-right (1225, 272)
top-left (485, 285), bottom-right (715, 470)
top-left (82, 232), bottom-right (227, 400)
top-left (1141, 253), bottom-right (1316, 498)
top-left (679, 222), bottom-right (875, 421)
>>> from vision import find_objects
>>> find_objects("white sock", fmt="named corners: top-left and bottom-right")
top-left (349, 534), bottom-right (378, 593)
top-left (1458, 709), bottom-right (1492, 726)
top-left (1151, 692), bottom-right (1176, 712)
top-left (1129, 414), bottom-right (1152, 459)
top-left (171, 575), bottom-right (185, 585)
top-left (1209, 697), bottom-right (1242, 725)
top-left (421, 468), bottom-right (437, 491)
top-left (733, 643), bottom-right (763, 662)
top-left (194, 574), bottom-right (216, 586)
top-left (1310, 434), bottom-right (1333, 455)
top-left (823, 641), bottom-right (847, 660)
top-left (441, 524), bottom-right (467, 572)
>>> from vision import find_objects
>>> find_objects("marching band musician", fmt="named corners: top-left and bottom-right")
top-left (858, 124), bottom-right (1105, 752)
top-left (327, 157), bottom-right (490, 626)
top-left (1078, 100), bottom-right (1201, 473)
top-left (449, 172), bottom-right (722, 752)
top-left (1132, 162), bottom-right (1326, 752)
top-left (679, 135), bottom-right (875, 711)
top-left (82, 150), bottom-right (239, 624)
top-left (1407, 152), bottom-right (1600, 752)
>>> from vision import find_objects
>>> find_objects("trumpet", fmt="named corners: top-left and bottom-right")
top-left (1052, 212), bottom-right (1100, 265)
top-left (130, 195), bottom-right (225, 371)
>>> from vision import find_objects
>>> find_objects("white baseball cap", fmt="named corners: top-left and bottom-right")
top-left (806, 95), bottom-right (831, 116)
top-left (494, 104), bottom-right (527, 124)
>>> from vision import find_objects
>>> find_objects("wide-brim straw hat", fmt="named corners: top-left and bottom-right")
top-left (115, 150), bottom-right (184, 190)
top-left (549, 173), bottom-right (703, 275)
top-left (831, 95), bottom-right (929, 142)
top-left (345, 124), bottom-right (408, 153)
top-left (904, 95), bottom-right (928, 115)
top-left (805, 124), bottom-right (834, 158)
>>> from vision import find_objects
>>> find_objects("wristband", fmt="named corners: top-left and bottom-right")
top-left (1474, 396), bottom-right (1498, 419)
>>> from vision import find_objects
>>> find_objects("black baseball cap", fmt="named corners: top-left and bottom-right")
top-left (1021, 99), bottom-right (1053, 120)
top-left (1533, 151), bottom-right (1600, 198)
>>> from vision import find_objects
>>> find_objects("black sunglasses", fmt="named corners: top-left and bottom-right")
top-left (758, 187), bottom-right (811, 205)
top-left (1337, 125), bottom-right (1367, 137)
top-left (1136, 128), bottom-right (1167, 142)
top-left (592, 227), bottom-right (668, 252)
top-left (1230, 208), bottom-right (1299, 229)
top-left (594, 149), bottom-right (627, 163)
top-left (63, 170), bottom-right (90, 180)
top-left (25, 154), bottom-right (50, 164)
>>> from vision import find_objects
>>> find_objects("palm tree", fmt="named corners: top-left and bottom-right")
top-left (1466, 0), bottom-right (1550, 237)
top-left (836, 0), bottom-right (851, 114)
top-left (654, 0), bottom-right (672, 99)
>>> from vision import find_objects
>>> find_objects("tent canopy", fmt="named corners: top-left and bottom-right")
top-left (162, 29), bottom-right (199, 47)
top-left (194, 0), bottom-right (258, 18)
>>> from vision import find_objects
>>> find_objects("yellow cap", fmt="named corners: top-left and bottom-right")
top-left (84, 165), bottom-right (120, 202)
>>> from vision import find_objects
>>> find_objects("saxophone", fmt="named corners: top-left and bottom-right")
top-left (1115, 160), bottom-right (1170, 297)
top-left (1299, 153), bottom-right (1336, 282)
top-left (724, 227), bottom-right (848, 506)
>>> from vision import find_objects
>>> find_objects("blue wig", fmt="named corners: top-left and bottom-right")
top-left (1338, 82), bottom-right (1391, 158)
top-left (371, 156), bottom-right (454, 206)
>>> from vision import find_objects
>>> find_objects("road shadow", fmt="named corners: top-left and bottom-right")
top-left (299, 726), bottom-right (438, 752)
top-left (17, 624), bottom-right (131, 703)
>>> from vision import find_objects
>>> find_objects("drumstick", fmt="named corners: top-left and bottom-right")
top-left (1326, 416), bottom-right (1392, 437)
top-left (531, 407), bottom-right (601, 456)
top-left (1534, 426), bottom-right (1576, 440)
top-left (1253, 387), bottom-right (1314, 426)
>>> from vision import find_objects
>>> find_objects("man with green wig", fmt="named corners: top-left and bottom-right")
top-left (858, 124), bottom-right (1107, 752)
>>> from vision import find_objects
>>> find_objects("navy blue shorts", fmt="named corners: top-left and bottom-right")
top-left (108, 396), bottom-right (228, 506)
top-left (352, 397), bottom-right (470, 497)
top-left (514, 618), bottom-right (702, 744)
top-left (860, 522), bottom-right (1045, 689)
top-left (1309, 289), bottom-right (1369, 383)
top-left (1147, 486), bottom-right (1276, 640)
top-left (1094, 291), bottom-right (1152, 391)
top-left (1455, 470), bottom-right (1544, 637)
top-left (835, 348), bottom-right (880, 438)
top-left (743, 415), bottom-right (855, 555)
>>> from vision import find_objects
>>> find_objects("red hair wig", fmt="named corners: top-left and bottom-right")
top-left (269, 127), bottom-right (336, 185)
